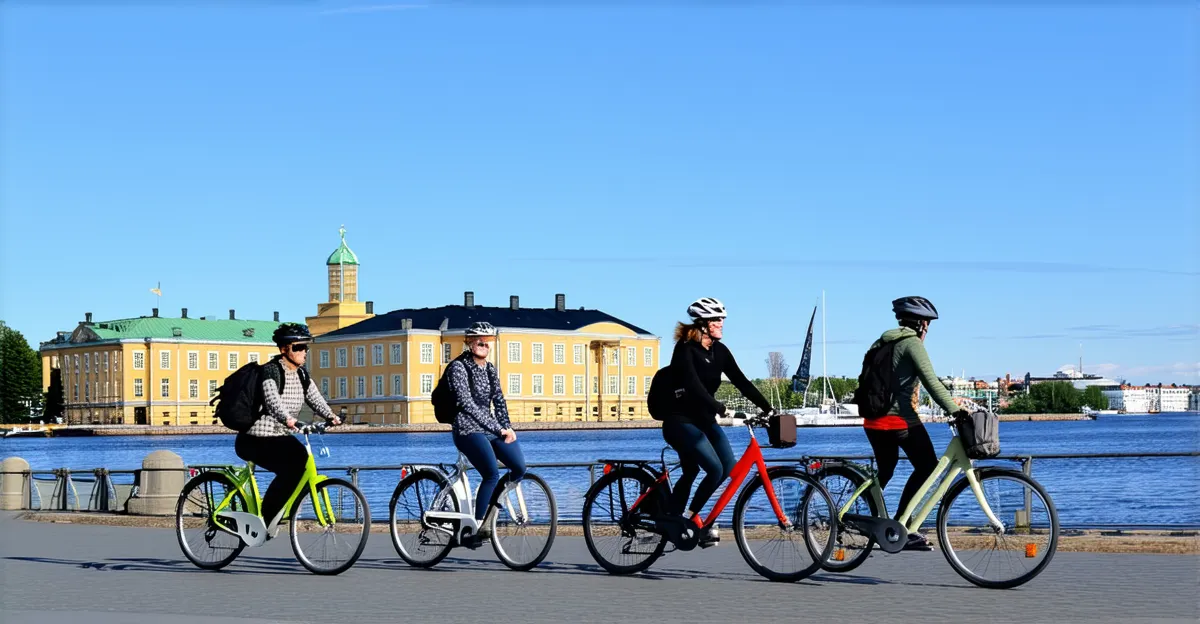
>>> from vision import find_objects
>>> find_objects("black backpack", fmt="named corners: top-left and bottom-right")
top-left (211, 359), bottom-right (310, 432)
top-left (646, 366), bottom-right (682, 421)
top-left (851, 336), bottom-right (914, 419)
top-left (431, 354), bottom-right (479, 425)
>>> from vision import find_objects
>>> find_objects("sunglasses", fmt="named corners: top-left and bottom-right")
top-left (289, 344), bottom-right (309, 352)
top-left (472, 341), bottom-right (492, 348)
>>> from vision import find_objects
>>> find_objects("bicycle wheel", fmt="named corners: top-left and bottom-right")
top-left (289, 477), bottom-right (370, 575)
top-left (175, 472), bottom-right (247, 570)
top-left (812, 465), bottom-right (879, 573)
top-left (734, 466), bottom-right (836, 582)
top-left (937, 468), bottom-right (1059, 589)
top-left (390, 469), bottom-right (457, 568)
top-left (488, 472), bottom-right (557, 571)
top-left (582, 466), bottom-right (668, 575)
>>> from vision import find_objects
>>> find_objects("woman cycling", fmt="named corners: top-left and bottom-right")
top-left (663, 297), bottom-right (774, 547)
top-left (447, 321), bottom-right (526, 544)
top-left (862, 296), bottom-right (967, 551)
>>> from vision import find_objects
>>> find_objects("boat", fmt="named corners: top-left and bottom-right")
top-left (3, 425), bottom-right (50, 438)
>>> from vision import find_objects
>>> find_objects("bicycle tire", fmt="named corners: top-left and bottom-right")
top-left (175, 472), bottom-right (247, 570)
top-left (936, 468), bottom-right (1059, 589)
top-left (289, 477), bottom-right (371, 575)
top-left (812, 465), bottom-right (879, 573)
top-left (582, 466), bottom-right (668, 575)
top-left (390, 469), bottom-right (457, 568)
top-left (488, 472), bottom-right (558, 571)
top-left (734, 466), bottom-right (836, 582)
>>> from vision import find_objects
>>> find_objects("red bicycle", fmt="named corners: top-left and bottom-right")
top-left (581, 412), bottom-right (838, 582)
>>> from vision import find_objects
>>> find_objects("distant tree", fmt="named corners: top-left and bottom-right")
top-left (1081, 386), bottom-right (1109, 410)
top-left (0, 323), bottom-right (43, 423)
top-left (1030, 381), bottom-right (1083, 414)
top-left (765, 352), bottom-right (788, 380)
top-left (1001, 393), bottom-right (1039, 414)
top-left (45, 368), bottom-right (65, 422)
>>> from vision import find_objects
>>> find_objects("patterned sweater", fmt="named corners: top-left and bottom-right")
top-left (248, 358), bottom-right (337, 437)
top-left (447, 356), bottom-right (510, 437)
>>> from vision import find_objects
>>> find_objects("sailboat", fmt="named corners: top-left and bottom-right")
top-left (786, 293), bottom-right (862, 426)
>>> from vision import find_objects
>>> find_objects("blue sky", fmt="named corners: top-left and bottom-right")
top-left (2, 3), bottom-right (1197, 384)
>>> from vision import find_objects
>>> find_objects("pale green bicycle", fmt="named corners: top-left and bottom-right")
top-left (175, 423), bottom-right (371, 575)
top-left (807, 411), bottom-right (1059, 589)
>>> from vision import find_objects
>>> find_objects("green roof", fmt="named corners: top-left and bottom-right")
top-left (326, 241), bottom-right (359, 266)
top-left (73, 317), bottom-right (285, 344)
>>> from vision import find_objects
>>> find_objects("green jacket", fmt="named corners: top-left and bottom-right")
top-left (870, 327), bottom-right (959, 425)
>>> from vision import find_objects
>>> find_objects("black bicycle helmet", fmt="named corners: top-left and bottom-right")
top-left (272, 322), bottom-right (313, 346)
top-left (892, 296), bottom-right (939, 321)
top-left (465, 321), bottom-right (497, 337)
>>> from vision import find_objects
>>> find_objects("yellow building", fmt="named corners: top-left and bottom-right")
top-left (314, 291), bottom-right (661, 424)
top-left (40, 310), bottom-right (286, 426)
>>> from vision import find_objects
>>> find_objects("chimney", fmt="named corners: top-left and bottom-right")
top-left (181, 308), bottom-right (188, 319)
top-left (273, 311), bottom-right (280, 322)
top-left (464, 291), bottom-right (475, 308)
top-left (510, 295), bottom-right (519, 310)
top-left (229, 309), bottom-right (236, 320)
top-left (85, 312), bottom-right (93, 324)
top-left (152, 308), bottom-right (159, 318)
top-left (366, 301), bottom-right (374, 314)
top-left (555, 294), bottom-right (565, 312)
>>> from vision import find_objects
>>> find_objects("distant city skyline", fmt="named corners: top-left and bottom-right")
top-left (1, 3), bottom-right (1196, 383)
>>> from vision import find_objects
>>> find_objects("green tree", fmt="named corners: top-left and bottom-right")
top-left (1081, 386), bottom-right (1109, 410)
top-left (1030, 381), bottom-right (1083, 414)
top-left (1001, 393), bottom-right (1039, 414)
top-left (0, 322), bottom-right (43, 423)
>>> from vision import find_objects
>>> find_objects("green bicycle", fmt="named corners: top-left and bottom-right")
top-left (808, 412), bottom-right (1059, 589)
top-left (175, 422), bottom-right (371, 575)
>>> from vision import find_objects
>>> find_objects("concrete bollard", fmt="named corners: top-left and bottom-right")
top-left (0, 457), bottom-right (30, 510)
top-left (126, 450), bottom-right (185, 516)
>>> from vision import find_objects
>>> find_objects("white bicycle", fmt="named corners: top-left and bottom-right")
top-left (388, 452), bottom-right (557, 571)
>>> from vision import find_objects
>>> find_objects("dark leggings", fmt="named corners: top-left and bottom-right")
top-left (662, 419), bottom-right (737, 516)
top-left (453, 432), bottom-right (527, 521)
top-left (234, 433), bottom-right (308, 525)
top-left (864, 425), bottom-right (939, 521)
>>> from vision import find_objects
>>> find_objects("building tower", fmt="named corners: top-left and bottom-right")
top-left (306, 226), bottom-right (374, 337)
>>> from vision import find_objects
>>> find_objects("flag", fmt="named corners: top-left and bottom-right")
top-left (791, 305), bottom-right (817, 394)
top-left (150, 287), bottom-right (162, 296)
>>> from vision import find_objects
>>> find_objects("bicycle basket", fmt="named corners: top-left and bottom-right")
top-left (955, 409), bottom-right (1000, 459)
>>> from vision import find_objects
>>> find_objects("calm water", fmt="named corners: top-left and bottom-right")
top-left (3, 414), bottom-right (1197, 527)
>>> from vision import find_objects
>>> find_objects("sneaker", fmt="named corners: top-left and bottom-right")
top-left (699, 523), bottom-right (721, 549)
top-left (903, 532), bottom-right (932, 552)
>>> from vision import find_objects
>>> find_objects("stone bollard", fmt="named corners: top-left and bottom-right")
top-left (0, 457), bottom-right (31, 510)
top-left (126, 450), bottom-right (185, 516)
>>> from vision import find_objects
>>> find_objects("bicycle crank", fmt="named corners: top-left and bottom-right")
top-left (841, 514), bottom-right (908, 554)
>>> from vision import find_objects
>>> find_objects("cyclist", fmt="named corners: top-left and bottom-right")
top-left (233, 322), bottom-right (340, 531)
top-left (863, 296), bottom-right (967, 551)
top-left (664, 297), bottom-right (774, 547)
top-left (448, 321), bottom-right (525, 543)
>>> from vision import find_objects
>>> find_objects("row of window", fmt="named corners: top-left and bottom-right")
top-left (71, 378), bottom-right (221, 402)
top-left (316, 343), bottom-right (656, 368)
top-left (318, 374), bottom-right (655, 400)
top-left (60, 350), bottom-right (264, 377)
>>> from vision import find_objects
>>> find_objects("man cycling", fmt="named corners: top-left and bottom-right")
top-left (233, 322), bottom-right (340, 532)
top-left (447, 321), bottom-right (525, 545)
top-left (862, 296), bottom-right (967, 551)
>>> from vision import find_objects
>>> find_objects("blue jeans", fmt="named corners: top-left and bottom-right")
top-left (662, 419), bottom-right (736, 515)
top-left (452, 432), bottom-right (527, 521)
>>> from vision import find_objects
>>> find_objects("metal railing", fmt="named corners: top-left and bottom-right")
top-left (4, 451), bottom-right (1197, 529)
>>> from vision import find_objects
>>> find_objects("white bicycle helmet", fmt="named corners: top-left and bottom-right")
top-left (687, 297), bottom-right (727, 320)
top-left (465, 321), bottom-right (497, 337)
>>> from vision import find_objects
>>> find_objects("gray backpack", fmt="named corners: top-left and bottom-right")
top-left (955, 409), bottom-right (1000, 459)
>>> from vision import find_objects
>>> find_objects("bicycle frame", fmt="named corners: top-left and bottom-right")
top-left (630, 421), bottom-right (791, 530)
top-left (202, 432), bottom-right (334, 537)
top-left (423, 453), bottom-right (532, 541)
top-left (837, 429), bottom-right (1004, 534)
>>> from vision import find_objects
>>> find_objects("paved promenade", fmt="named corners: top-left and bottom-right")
top-left (0, 513), bottom-right (1197, 624)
